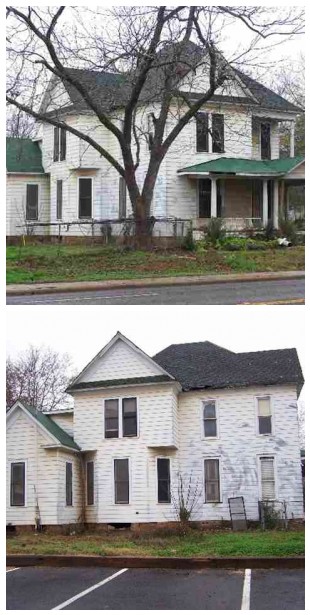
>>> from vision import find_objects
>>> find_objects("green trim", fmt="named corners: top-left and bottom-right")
top-left (6, 138), bottom-right (45, 173)
top-left (22, 402), bottom-right (80, 451)
top-left (67, 374), bottom-right (174, 392)
top-left (178, 156), bottom-right (304, 176)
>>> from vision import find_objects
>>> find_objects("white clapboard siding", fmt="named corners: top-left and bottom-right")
top-left (78, 338), bottom-right (165, 383)
top-left (56, 450), bottom-right (82, 525)
top-left (49, 413), bottom-right (74, 437)
top-left (6, 174), bottom-right (50, 236)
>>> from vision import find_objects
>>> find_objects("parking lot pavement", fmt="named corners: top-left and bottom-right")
top-left (6, 566), bottom-right (305, 610)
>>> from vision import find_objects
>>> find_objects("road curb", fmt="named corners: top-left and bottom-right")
top-left (6, 554), bottom-right (305, 570)
top-left (6, 271), bottom-right (305, 297)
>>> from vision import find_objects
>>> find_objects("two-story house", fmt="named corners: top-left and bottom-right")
top-left (6, 42), bottom-right (304, 239)
top-left (6, 332), bottom-right (304, 529)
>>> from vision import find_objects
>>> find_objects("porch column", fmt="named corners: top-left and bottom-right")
top-left (262, 179), bottom-right (268, 226)
top-left (273, 180), bottom-right (279, 229)
top-left (211, 178), bottom-right (217, 218)
top-left (290, 121), bottom-right (295, 157)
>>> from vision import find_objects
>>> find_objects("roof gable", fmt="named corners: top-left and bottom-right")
top-left (6, 138), bottom-right (45, 173)
top-left (6, 401), bottom-right (80, 451)
top-left (70, 332), bottom-right (175, 390)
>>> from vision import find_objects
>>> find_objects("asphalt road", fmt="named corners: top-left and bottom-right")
top-left (6, 278), bottom-right (305, 305)
top-left (6, 566), bottom-right (305, 610)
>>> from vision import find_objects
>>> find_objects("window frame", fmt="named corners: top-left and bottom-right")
top-left (122, 397), bottom-right (138, 438)
top-left (10, 461), bottom-right (26, 507)
top-left (156, 457), bottom-right (171, 504)
top-left (196, 111), bottom-right (209, 152)
top-left (260, 121), bottom-right (271, 160)
top-left (65, 461), bottom-right (73, 507)
top-left (56, 179), bottom-right (63, 220)
top-left (60, 127), bottom-right (67, 161)
top-left (256, 395), bottom-right (273, 436)
top-left (77, 176), bottom-right (93, 220)
top-left (86, 460), bottom-right (94, 506)
top-left (25, 183), bottom-right (39, 221)
top-left (203, 457), bottom-right (222, 504)
top-left (258, 454), bottom-right (277, 501)
top-left (113, 457), bottom-right (130, 505)
top-left (201, 399), bottom-right (219, 439)
top-left (103, 397), bottom-right (139, 439)
top-left (211, 113), bottom-right (225, 153)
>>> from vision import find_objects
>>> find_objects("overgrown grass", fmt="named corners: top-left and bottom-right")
top-left (6, 244), bottom-right (305, 285)
top-left (6, 528), bottom-right (305, 558)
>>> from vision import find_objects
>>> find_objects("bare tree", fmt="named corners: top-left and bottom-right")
top-left (171, 471), bottom-right (202, 531)
top-left (6, 345), bottom-right (75, 412)
top-left (273, 54), bottom-right (305, 157)
top-left (6, 6), bottom-right (304, 239)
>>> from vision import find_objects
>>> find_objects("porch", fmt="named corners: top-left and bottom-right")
top-left (177, 156), bottom-right (305, 231)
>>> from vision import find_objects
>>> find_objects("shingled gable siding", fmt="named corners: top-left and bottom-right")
top-left (6, 174), bottom-right (50, 236)
top-left (178, 384), bottom-right (304, 521)
top-left (72, 383), bottom-right (178, 523)
top-left (6, 408), bottom-right (59, 525)
top-left (77, 339), bottom-right (166, 384)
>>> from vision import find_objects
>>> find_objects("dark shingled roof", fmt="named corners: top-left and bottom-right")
top-left (67, 374), bottom-right (174, 392)
top-left (6, 138), bottom-right (45, 173)
top-left (22, 401), bottom-right (80, 451)
top-left (43, 41), bottom-right (301, 116)
top-left (153, 342), bottom-right (304, 392)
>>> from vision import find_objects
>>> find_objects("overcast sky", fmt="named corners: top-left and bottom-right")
top-left (6, 306), bottom-right (305, 402)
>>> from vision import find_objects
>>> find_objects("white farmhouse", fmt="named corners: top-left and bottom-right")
top-left (6, 42), bottom-right (304, 239)
top-left (6, 332), bottom-right (304, 529)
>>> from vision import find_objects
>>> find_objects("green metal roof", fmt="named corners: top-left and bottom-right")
top-left (67, 374), bottom-right (174, 392)
top-left (6, 137), bottom-right (45, 173)
top-left (22, 402), bottom-right (80, 451)
top-left (178, 156), bottom-right (304, 176)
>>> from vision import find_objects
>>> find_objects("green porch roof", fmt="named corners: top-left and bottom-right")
top-left (6, 137), bottom-right (45, 173)
top-left (22, 402), bottom-right (80, 451)
top-left (178, 156), bottom-right (304, 176)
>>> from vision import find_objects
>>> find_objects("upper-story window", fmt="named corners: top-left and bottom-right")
top-left (257, 396), bottom-right (272, 435)
top-left (104, 397), bottom-right (138, 438)
top-left (261, 122), bottom-right (271, 160)
top-left (196, 113), bottom-right (224, 153)
top-left (53, 127), bottom-right (66, 162)
top-left (203, 400), bottom-right (217, 437)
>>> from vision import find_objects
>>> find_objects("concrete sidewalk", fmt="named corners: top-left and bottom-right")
top-left (6, 270), bottom-right (305, 296)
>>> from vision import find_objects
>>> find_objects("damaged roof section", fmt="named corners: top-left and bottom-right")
top-left (153, 341), bottom-right (304, 393)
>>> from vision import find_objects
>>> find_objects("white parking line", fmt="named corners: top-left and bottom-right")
top-left (52, 568), bottom-right (128, 610)
top-left (10, 292), bottom-right (159, 304)
top-left (241, 568), bottom-right (251, 610)
top-left (6, 567), bottom-right (20, 573)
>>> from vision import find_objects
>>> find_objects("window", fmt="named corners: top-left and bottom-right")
top-left (196, 112), bottom-right (209, 152)
top-left (261, 122), bottom-right (271, 160)
top-left (260, 456), bottom-right (275, 500)
top-left (78, 177), bottom-right (92, 218)
top-left (119, 177), bottom-right (127, 219)
top-left (147, 113), bottom-right (154, 149)
top-left (105, 399), bottom-right (119, 438)
top-left (157, 458), bottom-right (171, 503)
top-left (212, 114), bottom-right (224, 153)
top-left (204, 459), bottom-right (220, 502)
top-left (26, 184), bottom-right (38, 221)
top-left (203, 400), bottom-right (217, 437)
top-left (56, 179), bottom-right (63, 220)
top-left (86, 461), bottom-right (94, 506)
top-left (114, 459), bottom-right (129, 504)
top-left (257, 397), bottom-right (272, 435)
top-left (66, 462), bottom-right (73, 506)
top-left (53, 127), bottom-right (66, 161)
top-left (198, 178), bottom-right (211, 218)
top-left (122, 398), bottom-right (137, 437)
top-left (10, 462), bottom-right (25, 506)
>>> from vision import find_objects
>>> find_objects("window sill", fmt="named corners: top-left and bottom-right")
top-left (204, 501), bottom-right (222, 505)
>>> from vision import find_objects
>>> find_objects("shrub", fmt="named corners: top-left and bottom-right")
top-left (218, 237), bottom-right (279, 251)
top-left (279, 218), bottom-right (298, 245)
top-left (260, 501), bottom-right (283, 530)
top-left (205, 218), bottom-right (226, 247)
top-left (183, 222), bottom-right (196, 251)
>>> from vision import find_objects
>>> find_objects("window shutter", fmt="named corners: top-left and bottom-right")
top-left (56, 180), bottom-right (63, 220)
top-left (212, 114), bottom-right (224, 153)
top-left (60, 128), bottom-right (66, 161)
top-left (196, 113), bottom-right (209, 152)
top-left (260, 457), bottom-right (275, 499)
top-left (26, 184), bottom-right (39, 221)
top-left (53, 127), bottom-right (60, 161)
